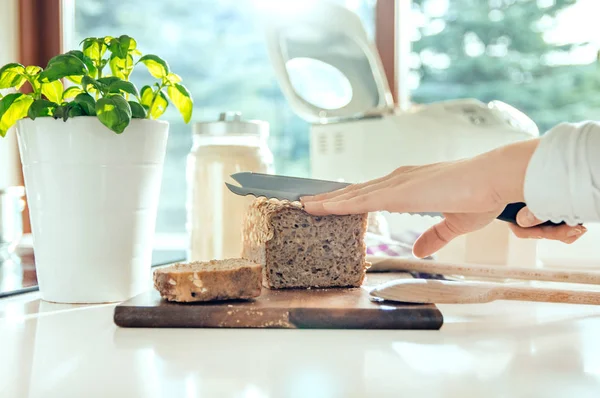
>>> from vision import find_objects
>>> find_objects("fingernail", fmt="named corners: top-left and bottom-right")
top-left (567, 227), bottom-right (587, 238)
top-left (517, 208), bottom-right (536, 227)
top-left (563, 235), bottom-right (582, 244)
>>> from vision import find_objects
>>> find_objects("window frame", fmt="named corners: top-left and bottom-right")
top-left (5, 0), bottom-right (64, 233)
top-left (0, 0), bottom-right (20, 192)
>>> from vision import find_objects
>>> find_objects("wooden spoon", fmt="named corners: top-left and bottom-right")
top-left (370, 278), bottom-right (600, 305)
top-left (366, 256), bottom-right (600, 286)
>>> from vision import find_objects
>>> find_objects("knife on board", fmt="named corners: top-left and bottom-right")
top-left (225, 172), bottom-right (562, 226)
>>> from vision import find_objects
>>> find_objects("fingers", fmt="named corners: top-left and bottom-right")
top-left (302, 172), bottom-right (395, 204)
top-left (412, 219), bottom-right (462, 259)
top-left (508, 223), bottom-right (587, 244)
top-left (302, 182), bottom-right (367, 204)
top-left (512, 206), bottom-right (587, 243)
top-left (303, 177), bottom-right (395, 216)
top-left (310, 190), bottom-right (382, 215)
top-left (516, 206), bottom-right (544, 227)
top-left (301, 166), bottom-right (421, 215)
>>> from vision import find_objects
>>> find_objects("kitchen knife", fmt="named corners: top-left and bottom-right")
top-left (226, 172), bottom-right (562, 226)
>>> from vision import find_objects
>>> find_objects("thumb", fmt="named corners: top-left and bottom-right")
top-left (412, 219), bottom-right (462, 259)
top-left (516, 206), bottom-right (545, 228)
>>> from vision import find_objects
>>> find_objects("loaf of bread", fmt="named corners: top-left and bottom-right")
top-left (153, 259), bottom-right (262, 302)
top-left (242, 197), bottom-right (369, 289)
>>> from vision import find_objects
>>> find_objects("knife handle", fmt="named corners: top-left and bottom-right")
top-left (497, 202), bottom-right (564, 226)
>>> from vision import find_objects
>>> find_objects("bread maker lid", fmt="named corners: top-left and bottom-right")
top-left (262, 1), bottom-right (394, 124)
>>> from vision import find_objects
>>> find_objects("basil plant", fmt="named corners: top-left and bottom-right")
top-left (0, 35), bottom-right (193, 136)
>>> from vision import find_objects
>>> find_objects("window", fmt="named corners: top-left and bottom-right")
top-left (65, 0), bottom-right (597, 264)
top-left (409, 0), bottom-right (600, 133)
top-left (409, 0), bottom-right (600, 265)
top-left (67, 0), bottom-right (376, 235)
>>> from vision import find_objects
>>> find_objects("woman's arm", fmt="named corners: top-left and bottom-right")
top-left (302, 122), bottom-right (596, 257)
top-left (524, 121), bottom-right (600, 225)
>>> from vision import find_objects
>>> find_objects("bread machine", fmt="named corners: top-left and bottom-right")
top-left (263, 0), bottom-right (539, 265)
top-left (261, 1), bottom-right (540, 266)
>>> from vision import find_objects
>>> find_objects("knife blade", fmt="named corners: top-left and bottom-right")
top-left (230, 172), bottom-right (350, 196)
top-left (228, 172), bottom-right (447, 219)
top-left (226, 172), bottom-right (563, 226)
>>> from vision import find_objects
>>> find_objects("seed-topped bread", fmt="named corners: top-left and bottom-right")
top-left (242, 197), bottom-right (369, 289)
top-left (153, 259), bottom-right (262, 302)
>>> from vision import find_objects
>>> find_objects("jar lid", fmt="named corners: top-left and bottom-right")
top-left (193, 111), bottom-right (269, 137)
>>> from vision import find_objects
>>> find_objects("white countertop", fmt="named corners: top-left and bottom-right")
top-left (2, 288), bottom-right (600, 398)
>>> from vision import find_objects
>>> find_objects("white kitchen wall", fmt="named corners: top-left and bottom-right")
top-left (0, 0), bottom-right (20, 190)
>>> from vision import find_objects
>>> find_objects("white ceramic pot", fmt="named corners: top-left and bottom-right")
top-left (16, 117), bottom-right (169, 303)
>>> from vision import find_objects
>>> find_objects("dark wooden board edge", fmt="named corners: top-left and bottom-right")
top-left (114, 305), bottom-right (444, 330)
top-left (113, 306), bottom-right (443, 330)
top-left (113, 297), bottom-right (443, 330)
top-left (288, 307), bottom-right (443, 330)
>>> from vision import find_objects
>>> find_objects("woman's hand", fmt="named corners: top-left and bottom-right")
top-left (510, 206), bottom-right (586, 244)
top-left (301, 139), bottom-right (586, 258)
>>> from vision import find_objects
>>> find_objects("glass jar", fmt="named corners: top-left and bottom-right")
top-left (186, 112), bottom-right (273, 261)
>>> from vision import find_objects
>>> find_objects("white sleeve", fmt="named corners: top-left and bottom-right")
top-left (524, 121), bottom-right (600, 226)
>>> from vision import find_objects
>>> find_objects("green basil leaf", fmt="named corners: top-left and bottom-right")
top-left (25, 65), bottom-right (42, 76)
top-left (101, 36), bottom-right (114, 55)
top-left (73, 93), bottom-right (96, 116)
top-left (81, 38), bottom-right (108, 60)
top-left (108, 38), bottom-right (126, 59)
top-left (27, 99), bottom-right (57, 120)
top-left (39, 54), bottom-right (88, 83)
top-left (53, 102), bottom-right (83, 122)
top-left (81, 38), bottom-right (98, 58)
top-left (109, 54), bottom-right (134, 80)
top-left (62, 86), bottom-right (84, 100)
top-left (109, 35), bottom-right (136, 59)
top-left (81, 75), bottom-right (106, 95)
top-left (64, 50), bottom-right (97, 84)
top-left (140, 85), bottom-right (154, 108)
top-left (137, 54), bottom-right (169, 79)
top-left (108, 80), bottom-right (139, 97)
top-left (167, 83), bottom-right (193, 123)
top-left (96, 95), bottom-right (132, 134)
top-left (124, 35), bottom-right (137, 51)
top-left (149, 90), bottom-right (168, 119)
top-left (164, 73), bottom-right (182, 85)
top-left (41, 80), bottom-right (64, 103)
top-left (31, 78), bottom-right (42, 96)
top-left (96, 76), bottom-right (121, 86)
top-left (129, 101), bottom-right (146, 119)
top-left (23, 66), bottom-right (43, 94)
top-left (52, 105), bottom-right (67, 121)
top-left (0, 93), bottom-right (34, 137)
top-left (0, 63), bottom-right (26, 89)
top-left (66, 102), bottom-right (85, 120)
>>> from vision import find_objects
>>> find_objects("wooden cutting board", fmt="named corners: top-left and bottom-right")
top-left (113, 272), bottom-right (443, 330)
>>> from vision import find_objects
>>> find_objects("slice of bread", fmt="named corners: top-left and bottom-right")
top-left (153, 259), bottom-right (262, 302)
